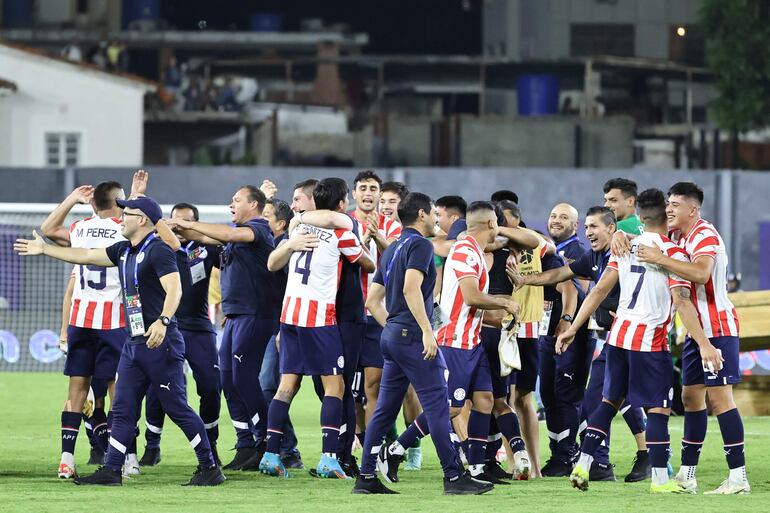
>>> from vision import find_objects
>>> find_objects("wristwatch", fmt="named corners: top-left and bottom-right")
top-left (159, 316), bottom-right (171, 326)
top-left (561, 314), bottom-right (574, 322)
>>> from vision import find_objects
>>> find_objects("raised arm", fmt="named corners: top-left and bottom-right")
top-left (522, 264), bottom-right (575, 287)
top-left (637, 246), bottom-right (714, 285)
top-left (176, 219), bottom-right (257, 245)
top-left (155, 219), bottom-right (182, 252)
top-left (498, 226), bottom-right (539, 250)
top-left (267, 232), bottom-right (320, 272)
top-left (290, 210), bottom-right (354, 233)
top-left (41, 186), bottom-right (94, 246)
top-left (15, 231), bottom-right (114, 266)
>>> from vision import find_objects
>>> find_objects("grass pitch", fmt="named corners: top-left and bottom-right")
top-left (0, 373), bottom-right (766, 512)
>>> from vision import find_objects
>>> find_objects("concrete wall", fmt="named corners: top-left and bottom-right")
top-left (0, 44), bottom-right (148, 167)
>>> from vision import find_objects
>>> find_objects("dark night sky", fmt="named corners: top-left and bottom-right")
top-left (160, 0), bottom-right (482, 54)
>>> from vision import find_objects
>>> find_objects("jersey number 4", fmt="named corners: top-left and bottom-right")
top-left (627, 265), bottom-right (646, 309)
top-left (294, 251), bottom-right (314, 285)
top-left (79, 265), bottom-right (107, 291)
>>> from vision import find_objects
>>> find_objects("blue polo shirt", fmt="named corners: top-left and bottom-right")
top-left (336, 216), bottom-right (366, 324)
top-left (105, 232), bottom-right (179, 344)
top-left (219, 218), bottom-right (279, 318)
top-left (373, 227), bottom-right (436, 330)
top-left (541, 236), bottom-right (586, 337)
top-left (175, 241), bottom-right (220, 333)
top-left (446, 218), bottom-right (467, 240)
top-left (568, 246), bottom-right (619, 330)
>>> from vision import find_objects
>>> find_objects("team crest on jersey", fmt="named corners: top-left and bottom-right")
top-left (519, 249), bottom-right (533, 265)
top-left (453, 388), bottom-right (466, 401)
top-left (337, 356), bottom-right (345, 369)
top-left (465, 253), bottom-right (477, 267)
top-left (136, 252), bottom-right (145, 263)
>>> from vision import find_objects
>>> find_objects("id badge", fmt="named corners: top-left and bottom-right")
top-left (126, 293), bottom-right (145, 337)
top-left (190, 260), bottom-right (206, 284)
top-left (539, 301), bottom-right (553, 336)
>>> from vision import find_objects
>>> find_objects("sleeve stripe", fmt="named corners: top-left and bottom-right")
top-left (691, 251), bottom-right (716, 260)
top-left (692, 236), bottom-right (720, 254)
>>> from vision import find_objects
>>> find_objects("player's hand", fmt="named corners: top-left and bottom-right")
top-left (59, 332), bottom-right (68, 355)
top-left (555, 328), bottom-right (576, 354)
top-left (67, 185), bottom-right (94, 205)
top-left (260, 179), bottom-right (278, 199)
top-left (700, 343), bottom-right (724, 374)
top-left (554, 319), bottom-right (571, 338)
top-left (421, 331), bottom-right (438, 360)
top-left (14, 230), bottom-right (46, 256)
top-left (166, 218), bottom-right (194, 231)
top-left (287, 230), bottom-right (320, 252)
top-left (130, 169), bottom-right (148, 198)
top-left (636, 243), bottom-right (663, 264)
top-left (611, 231), bottom-right (631, 257)
top-left (504, 299), bottom-right (521, 318)
top-left (505, 261), bottom-right (524, 289)
top-left (365, 213), bottom-right (379, 239)
top-left (144, 320), bottom-right (167, 349)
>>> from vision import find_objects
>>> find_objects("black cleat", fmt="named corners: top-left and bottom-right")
top-left (281, 452), bottom-right (305, 470)
top-left (239, 440), bottom-right (267, 471)
top-left (472, 468), bottom-right (511, 485)
top-left (211, 444), bottom-right (222, 468)
top-left (624, 451), bottom-right (651, 483)
top-left (138, 447), bottom-right (161, 467)
top-left (73, 466), bottom-right (122, 486)
top-left (376, 443), bottom-right (404, 483)
top-left (444, 472), bottom-right (495, 495)
top-left (342, 455), bottom-right (360, 478)
top-left (589, 462), bottom-right (617, 482)
top-left (352, 475), bottom-right (399, 494)
top-left (484, 460), bottom-right (513, 481)
top-left (87, 447), bottom-right (105, 466)
top-left (222, 446), bottom-right (258, 471)
top-left (183, 465), bottom-right (226, 486)
top-left (541, 458), bottom-right (572, 477)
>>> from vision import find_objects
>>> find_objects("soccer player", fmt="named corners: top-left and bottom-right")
top-left (291, 179), bottom-right (318, 213)
top-left (631, 182), bottom-right (749, 494)
top-left (16, 196), bottom-right (224, 486)
top-left (139, 202), bottom-right (223, 467)
top-left (558, 188), bottom-right (722, 494)
top-left (349, 171), bottom-right (402, 437)
top-left (379, 181), bottom-right (409, 221)
top-left (171, 185), bottom-right (281, 470)
top-left (352, 192), bottom-right (492, 495)
top-left (259, 177), bottom-right (370, 479)
top-left (603, 178), bottom-right (645, 236)
top-left (380, 201), bottom-right (524, 485)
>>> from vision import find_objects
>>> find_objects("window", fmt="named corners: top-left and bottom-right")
top-left (45, 133), bottom-right (81, 166)
top-left (570, 24), bottom-right (635, 57)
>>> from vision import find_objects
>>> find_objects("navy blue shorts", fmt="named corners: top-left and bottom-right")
top-left (64, 326), bottom-right (126, 380)
top-left (279, 323), bottom-right (345, 376)
top-left (480, 326), bottom-right (509, 398)
top-left (681, 335), bottom-right (741, 387)
top-left (602, 344), bottom-right (674, 409)
top-left (441, 344), bottom-right (493, 408)
top-left (359, 316), bottom-right (384, 368)
top-left (509, 337), bottom-right (539, 393)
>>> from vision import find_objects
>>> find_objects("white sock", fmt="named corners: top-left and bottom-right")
top-left (469, 463), bottom-right (485, 476)
top-left (577, 452), bottom-right (593, 470)
top-left (729, 466), bottom-right (747, 483)
top-left (679, 464), bottom-right (697, 481)
top-left (652, 467), bottom-right (669, 486)
top-left (61, 452), bottom-right (74, 467)
top-left (126, 453), bottom-right (138, 465)
top-left (388, 441), bottom-right (406, 457)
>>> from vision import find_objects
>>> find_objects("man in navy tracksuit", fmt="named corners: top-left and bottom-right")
top-left (140, 202), bottom-right (223, 467)
top-left (14, 196), bottom-right (223, 486)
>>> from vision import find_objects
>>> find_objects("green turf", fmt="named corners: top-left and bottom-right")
top-left (0, 373), bottom-right (766, 512)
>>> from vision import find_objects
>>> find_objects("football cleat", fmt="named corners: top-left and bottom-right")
top-left (58, 463), bottom-right (75, 479)
top-left (512, 450), bottom-right (531, 481)
top-left (673, 469), bottom-right (698, 494)
top-left (703, 479), bottom-right (751, 495)
top-left (650, 480), bottom-right (689, 494)
top-left (569, 464), bottom-right (590, 491)
top-left (258, 452), bottom-right (288, 478)
top-left (404, 447), bottom-right (422, 471)
top-left (316, 454), bottom-right (349, 479)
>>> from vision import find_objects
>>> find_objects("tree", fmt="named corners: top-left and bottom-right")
top-left (699, 0), bottom-right (770, 167)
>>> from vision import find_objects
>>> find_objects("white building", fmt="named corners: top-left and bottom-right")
top-left (0, 42), bottom-right (154, 167)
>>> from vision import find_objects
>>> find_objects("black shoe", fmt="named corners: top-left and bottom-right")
top-left (376, 443), bottom-right (404, 483)
top-left (589, 462), bottom-right (617, 482)
top-left (239, 440), bottom-right (267, 471)
top-left (341, 455), bottom-right (360, 478)
top-left (87, 447), bottom-right (105, 466)
top-left (541, 458), bottom-right (572, 477)
top-left (471, 468), bottom-right (510, 485)
top-left (624, 451), bottom-right (651, 483)
top-left (444, 472), bottom-right (494, 495)
top-left (352, 475), bottom-right (399, 494)
top-left (222, 446), bottom-right (258, 471)
top-left (281, 452), bottom-right (305, 470)
top-left (484, 460), bottom-right (513, 481)
top-left (183, 465), bottom-right (226, 486)
top-left (73, 466), bottom-right (122, 486)
top-left (138, 447), bottom-right (161, 467)
top-left (211, 444), bottom-right (222, 468)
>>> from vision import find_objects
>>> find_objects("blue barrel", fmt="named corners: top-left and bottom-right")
top-left (2, 0), bottom-right (34, 28)
top-left (249, 13), bottom-right (283, 32)
top-left (122, 0), bottom-right (160, 29)
top-left (517, 74), bottom-right (559, 116)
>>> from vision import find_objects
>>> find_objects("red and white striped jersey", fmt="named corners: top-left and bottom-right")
top-left (351, 211), bottom-right (402, 311)
top-left (68, 216), bottom-right (125, 329)
top-left (281, 224), bottom-right (364, 327)
top-left (671, 218), bottom-right (740, 338)
top-left (605, 232), bottom-right (689, 352)
top-left (436, 235), bottom-right (488, 350)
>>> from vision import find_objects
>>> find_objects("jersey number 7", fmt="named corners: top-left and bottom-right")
top-left (627, 265), bottom-right (646, 309)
